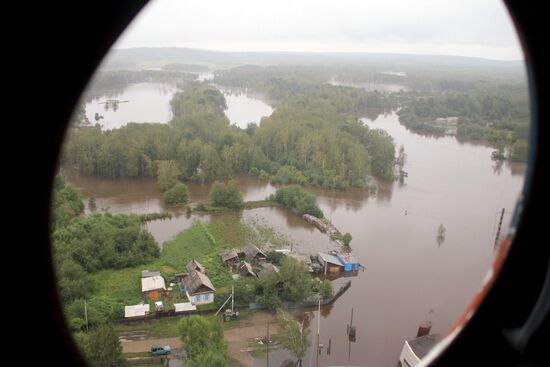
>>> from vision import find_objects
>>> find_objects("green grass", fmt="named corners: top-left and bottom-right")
top-left (93, 214), bottom-right (291, 307)
top-left (243, 200), bottom-right (279, 209)
top-left (114, 317), bottom-right (181, 338)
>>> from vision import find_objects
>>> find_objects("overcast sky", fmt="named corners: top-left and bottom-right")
top-left (113, 0), bottom-right (523, 61)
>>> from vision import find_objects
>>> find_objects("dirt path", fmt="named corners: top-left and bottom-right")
top-left (224, 311), bottom-right (280, 367)
top-left (119, 311), bottom-right (279, 366)
top-left (121, 336), bottom-right (182, 353)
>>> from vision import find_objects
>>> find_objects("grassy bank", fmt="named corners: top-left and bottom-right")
top-left (93, 214), bottom-right (290, 307)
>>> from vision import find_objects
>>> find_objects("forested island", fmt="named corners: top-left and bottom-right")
top-left (65, 81), bottom-right (397, 190)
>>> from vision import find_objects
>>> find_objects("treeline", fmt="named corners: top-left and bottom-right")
top-left (271, 186), bottom-right (324, 218)
top-left (85, 69), bottom-right (196, 92)
top-left (397, 86), bottom-right (530, 161)
top-left (162, 63), bottom-right (210, 72)
top-left (214, 64), bottom-right (400, 110)
top-left (64, 82), bottom-right (397, 188)
top-left (51, 175), bottom-right (159, 322)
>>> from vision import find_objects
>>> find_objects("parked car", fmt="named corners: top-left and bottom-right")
top-left (150, 345), bottom-right (171, 356)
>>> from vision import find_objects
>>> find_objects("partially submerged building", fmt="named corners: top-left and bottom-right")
top-left (317, 252), bottom-right (345, 273)
top-left (335, 251), bottom-right (362, 272)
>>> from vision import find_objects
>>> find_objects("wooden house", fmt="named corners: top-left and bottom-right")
top-left (218, 250), bottom-right (239, 267)
top-left (239, 261), bottom-right (257, 277)
top-left (257, 263), bottom-right (279, 279)
top-left (181, 269), bottom-right (216, 305)
top-left (241, 245), bottom-right (267, 265)
top-left (187, 258), bottom-right (206, 274)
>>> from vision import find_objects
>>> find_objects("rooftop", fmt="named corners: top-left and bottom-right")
top-left (141, 270), bottom-right (161, 278)
top-left (318, 252), bottom-right (344, 266)
top-left (141, 275), bottom-right (166, 292)
top-left (174, 302), bottom-right (197, 313)
top-left (124, 304), bottom-right (150, 318)
top-left (182, 269), bottom-right (216, 294)
top-left (219, 250), bottom-right (239, 263)
top-left (407, 334), bottom-right (441, 359)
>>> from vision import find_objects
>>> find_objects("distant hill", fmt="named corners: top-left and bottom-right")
top-left (101, 47), bottom-right (524, 73)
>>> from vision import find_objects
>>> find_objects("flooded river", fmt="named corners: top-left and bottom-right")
top-left (84, 81), bottom-right (272, 130)
top-left (67, 102), bottom-right (525, 365)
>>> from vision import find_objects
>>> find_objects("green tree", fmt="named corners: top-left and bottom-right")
top-left (78, 324), bottom-right (124, 367)
top-left (342, 233), bottom-right (352, 246)
top-left (318, 280), bottom-right (333, 299)
top-left (164, 182), bottom-right (189, 204)
top-left (178, 315), bottom-right (227, 365)
top-left (276, 309), bottom-right (311, 366)
top-left (88, 196), bottom-right (97, 211)
top-left (279, 257), bottom-right (313, 302)
top-left (257, 272), bottom-right (281, 310)
top-left (156, 160), bottom-right (181, 191)
top-left (208, 180), bottom-right (244, 209)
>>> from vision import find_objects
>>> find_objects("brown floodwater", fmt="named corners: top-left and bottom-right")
top-left (63, 111), bottom-right (526, 367)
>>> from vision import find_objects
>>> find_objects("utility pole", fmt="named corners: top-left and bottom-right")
top-left (316, 298), bottom-right (321, 366)
top-left (266, 321), bottom-right (270, 367)
top-left (494, 208), bottom-right (505, 249)
top-left (231, 285), bottom-right (234, 313)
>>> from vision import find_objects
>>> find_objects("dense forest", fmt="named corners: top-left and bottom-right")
top-left (50, 176), bottom-right (160, 333)
top-left (64, 81), bottom-right (397, 189)
top-left (396, 81), bottom-right (529, 161)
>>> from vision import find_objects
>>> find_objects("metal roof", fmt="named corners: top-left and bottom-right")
top-left (141, 275), bottom-right (166, 292)
top-left (318, 252), bottom-right (344, 266)
top-left (174, 302), bottom-right (197, 313)
top-left (124, 304), bottom-right (150, 318)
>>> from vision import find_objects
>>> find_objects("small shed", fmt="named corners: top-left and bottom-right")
top-left (257, 263), bottom-right (279, 279)
top-left (174, 302), bottom-right (197, 313)
top-left (124, 304), bottom-right (150, 319)
top-left (218, 250), bottom-right (239, 266)
top-left (241, 245), bottom-right (267, 265)
top-left (141, 275), bottom-right (166, 301)
top-left (318, 252), bottom-right (345, 273)
top-left (239, 261), bottom-right (257, 277)
top-left (187, 259), bottom-right (206, 274)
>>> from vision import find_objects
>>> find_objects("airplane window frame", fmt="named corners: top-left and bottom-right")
top-left (26, 1), bottom-right (548, 366)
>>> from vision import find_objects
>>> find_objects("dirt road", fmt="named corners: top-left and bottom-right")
top-left (119, 310), bottom-right (279, 366)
